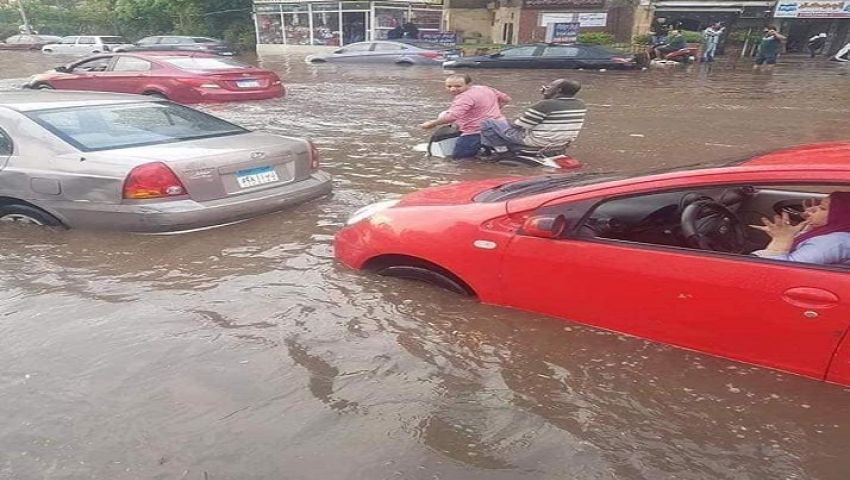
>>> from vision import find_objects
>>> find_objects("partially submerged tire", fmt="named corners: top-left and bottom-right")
top-left (34, 83), bottom-right (54, 90)
top-left (0, 204), bottom-right (63, 227)
top-left (376, 264), bottom-right (472, 296)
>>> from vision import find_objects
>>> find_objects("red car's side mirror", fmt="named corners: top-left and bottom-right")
top-left (521, 214), bottom-right (567, 239)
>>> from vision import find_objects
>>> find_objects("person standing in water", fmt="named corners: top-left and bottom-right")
top-left (754, 25), bottom-right (786, 70)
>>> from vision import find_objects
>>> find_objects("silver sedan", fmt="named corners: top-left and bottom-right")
top-left (0, 91), bottom-right (332, 233)
top-left (306, 41), bottom-right (459, 65)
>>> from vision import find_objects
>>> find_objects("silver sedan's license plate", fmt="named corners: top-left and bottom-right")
top-left (236, 166), bottom-right (279, 188)
top-left (237, 79), bottom-right (260, 88)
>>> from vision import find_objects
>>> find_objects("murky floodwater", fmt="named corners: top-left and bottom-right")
top-left (1, 50), bottom-right (849, 480)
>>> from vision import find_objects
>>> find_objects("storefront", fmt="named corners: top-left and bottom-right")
top-left (773, 0), bottom-right (850, 55)
top-left (511, 0), bottom-right (636, 44)
top-left (253, 0), bottom-right (444, 51)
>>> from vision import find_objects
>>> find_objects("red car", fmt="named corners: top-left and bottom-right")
top-left (23, 52), bottom-right (284, 103)
top-left (335, 142), bottom-right (850, 386)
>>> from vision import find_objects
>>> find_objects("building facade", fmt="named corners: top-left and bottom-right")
top-left (253, 0), bottom-right (444, 52)
top-left (773, 0), bottom-right (850, 55)
top-left (444, 0), bottom-right (638, 44)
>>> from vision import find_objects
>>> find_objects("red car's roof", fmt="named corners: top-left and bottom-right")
top-left (742, 142), bottom-right (850, 166)
top-left (506, 157), bottom-right (850, 213)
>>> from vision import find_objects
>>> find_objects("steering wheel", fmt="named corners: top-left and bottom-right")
top-left (680, 200), bottom-right (746, 253)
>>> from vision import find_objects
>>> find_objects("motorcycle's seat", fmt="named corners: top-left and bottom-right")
top-left (509, 144), bottom-right (570, 158)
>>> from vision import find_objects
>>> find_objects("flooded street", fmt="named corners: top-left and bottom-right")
top-left (1, 50), bottom-right (849, 479)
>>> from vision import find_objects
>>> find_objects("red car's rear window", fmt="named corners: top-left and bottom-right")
top-left (162, 57), bottom-right (249, 71)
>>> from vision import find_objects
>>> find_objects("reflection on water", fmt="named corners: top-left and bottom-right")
top-left (0, 51), bottom-right (849, 479)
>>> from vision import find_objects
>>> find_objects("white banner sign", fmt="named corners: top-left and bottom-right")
top-left (774, 1), bottom-right (850, 18)
top-left (539, 12), bottom-right (608, 27)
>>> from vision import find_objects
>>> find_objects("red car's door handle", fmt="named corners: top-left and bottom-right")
top-left (782, 287), bottom-right (840, 309)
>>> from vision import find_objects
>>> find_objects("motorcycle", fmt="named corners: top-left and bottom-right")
top-left (649, 46), bottom-right (698, 66)
top-left (423, 124), bottom-right (582, 170)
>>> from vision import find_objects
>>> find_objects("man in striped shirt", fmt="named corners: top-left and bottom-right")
top-left (480, 79), bottom-right (586, 154)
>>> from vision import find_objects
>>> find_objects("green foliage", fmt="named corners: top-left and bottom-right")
top-left (577, 32), bottom-right (615, 45)
top-left (0, 0), bottom-right (254, 45)
top-left (679, 30), bottom-right (702, 43)
top-left (632, 34), bottom-right (651, 45)
top-left (728, 29), bottom-right (762, 44)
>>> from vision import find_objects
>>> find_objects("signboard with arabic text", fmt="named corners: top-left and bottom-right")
top-left (774, 0), bottom-right (850, 17)
top-left (524, 0), bottom-right (605, 10)
top-left (545, 22), bottom-right (580, 43)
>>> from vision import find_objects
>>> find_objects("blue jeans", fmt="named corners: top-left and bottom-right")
top-left (703, 42), bottom-right (717, 61)
top-left (480, 118), bottom-right (527, 149)
top-left (452, 134), bottom-right (481, 158)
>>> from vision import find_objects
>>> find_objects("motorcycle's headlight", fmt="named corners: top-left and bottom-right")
top-left (346, 199), bottom-right (400, 225)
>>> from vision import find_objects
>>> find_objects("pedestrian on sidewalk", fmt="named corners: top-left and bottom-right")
top-left (807, 33), bottom-right (827, 58)
top-left (419, 74), bottom-right (511, 158)
top-left (754, 25), bottom-right (786, 70)
top-left (702, 22), bottom-right (725, 62)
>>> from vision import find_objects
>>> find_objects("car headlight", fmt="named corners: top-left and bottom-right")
top-left (443, 60), bottom-right (457, 67)
top-left (346, 199), bottom-right (399, 225)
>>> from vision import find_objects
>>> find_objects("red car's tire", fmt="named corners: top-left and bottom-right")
top-left (34, 83), bottom-right (54, 89)
top-left (376, 264), bottom-right (473, 296)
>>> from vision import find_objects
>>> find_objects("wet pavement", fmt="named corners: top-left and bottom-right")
top-left (0, 50), bottom-right (849, 480)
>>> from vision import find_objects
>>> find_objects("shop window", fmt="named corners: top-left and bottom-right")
top-left (313, 10), bottom-right (340, 46)
top-left (342, 2), bottom-right (370, 10)
top-left (257, 14), bottom-right (284, 44)
top-left (284, 13), bottom-right (311, 45)
top-left (409, 9), bottom-right (441, 31)
top-left (375, 7), bottom-right (406, 40)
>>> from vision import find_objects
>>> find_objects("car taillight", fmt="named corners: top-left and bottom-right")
top-left (123, 162), bottom-right (187, 199)
top-left (175, 77), bottom-right (221, 88)
top-left (308, 140), bottom-right (320, 170)
top-left (418, 51), bottom-right (444, 60)
top-left (553, 155), bottom-right (582, 170)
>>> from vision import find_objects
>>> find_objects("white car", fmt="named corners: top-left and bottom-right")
top-left (41, 35), bottom-right (133, 55)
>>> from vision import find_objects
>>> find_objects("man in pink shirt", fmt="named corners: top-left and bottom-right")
top-left (419, 74), bottom-right (511, 158)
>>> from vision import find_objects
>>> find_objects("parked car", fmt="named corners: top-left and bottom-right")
top-left (0, 91), bottom-right (331, 232)
top-left (1, 34), bottom-right (63, 50)
top-left (306, 40), bottom-right (459, 65)
top-left (116, 35), bottom-right (236, 56)
top-left (41, 35), bottom-right (133, 55)
top-left (23, 52), bottom-right (284, 103)
top-left (335, 142), bottom-right (850, 386)
top-left (442, 43), bottom-right (638, 70)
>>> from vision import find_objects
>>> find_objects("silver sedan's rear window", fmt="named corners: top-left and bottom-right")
top-left (26, 101), bottom-right (247, 152)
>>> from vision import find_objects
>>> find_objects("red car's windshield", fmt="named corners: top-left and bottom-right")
top-left (474, 173), bottom-right (626, 202)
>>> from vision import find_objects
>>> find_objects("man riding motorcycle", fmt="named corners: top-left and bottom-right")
top-left (478, 78), bottom-right (586, 158)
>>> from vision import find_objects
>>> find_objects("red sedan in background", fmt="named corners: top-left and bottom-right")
top-left (23, 52), bottom-right (284, 103)
top-left (335, 142), bottom-right (850, 386)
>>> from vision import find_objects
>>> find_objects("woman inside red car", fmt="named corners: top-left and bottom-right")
top-left (751, 192), bottom-right (850, 265)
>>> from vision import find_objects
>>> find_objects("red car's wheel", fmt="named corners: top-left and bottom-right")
top-left (33, 83), bottom-right (54, 90)
top-left (374, 263), bottom-right (473, 296)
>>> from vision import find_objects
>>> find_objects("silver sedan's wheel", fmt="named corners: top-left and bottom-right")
top-left (0, 204), bottom-right (63, 228)
top-left (0, 213), bottom-right (45, 225)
